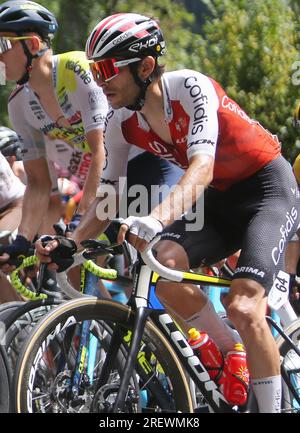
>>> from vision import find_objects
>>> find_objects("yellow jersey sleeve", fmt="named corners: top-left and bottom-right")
top-left (293, 154), bottom-right (300, 184)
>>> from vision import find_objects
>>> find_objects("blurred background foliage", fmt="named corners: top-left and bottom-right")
top-left (1, 0), bottom-right (300, 161)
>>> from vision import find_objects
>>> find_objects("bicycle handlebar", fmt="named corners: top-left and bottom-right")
top-left (56, 251), bottom-right (117, 299)
top-left (140, 236), bottom-right (186, 282)
top-left (10, 255), bottom-right (48, 300)
top-left (9, 251), bottom-right (117, 301)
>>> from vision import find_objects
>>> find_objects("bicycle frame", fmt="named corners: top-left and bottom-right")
top-left (94, 251), bottom-right (300, 413)
top-left (96, 259), bottom-right (237, 413)
top-left (63, 265), bottom-right (103, 396)
top-left (51, 235), bottom-right (300, 413)
top-left (66, 259), bottom-right (130, 397)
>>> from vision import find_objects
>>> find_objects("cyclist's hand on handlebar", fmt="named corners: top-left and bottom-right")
top-left (118, 215), bottom-right (163, 252)
top-left (35, 236), bottom-right (59, 268)
top-left (0, 234), bottom-right (31, 273)
top-left (0, 252), bottom-right (15, 273)
top-left (35, 235), bottom-right (77, 272)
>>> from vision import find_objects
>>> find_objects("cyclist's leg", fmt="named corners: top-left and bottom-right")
top-left (224, 156), bottom-right (300, 412)
top-left (37, 159), bottom-right (63, 235)
top-left (38, 193), bottom-right (63, 235)
top-left (225, 278), bottom-right (280, 412)
top-left (154, 218), bottom-right (240, 353)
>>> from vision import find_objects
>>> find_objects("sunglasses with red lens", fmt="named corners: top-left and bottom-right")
top-left (90, 57), bottom-right (141, 83)
top-left (90, 58), bottom-right (119, 82)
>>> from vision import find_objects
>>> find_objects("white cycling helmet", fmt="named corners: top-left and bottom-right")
top-left (86, 13), bottom-right (165, 61)
top-left (86, 13), bottom-right (166, 111)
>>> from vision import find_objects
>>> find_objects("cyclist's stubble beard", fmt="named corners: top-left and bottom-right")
top-left (108, 76), bottom-right (141, 110)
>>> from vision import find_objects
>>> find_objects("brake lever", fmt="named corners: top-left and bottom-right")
top-left (53, 222), bottom-right (67, 236)
top-left (82, 245), bottom-right (116, 259)
top-left (36, 263), bottom-right (47, 294)
top-left (80, 239), bottom-right (110, 249)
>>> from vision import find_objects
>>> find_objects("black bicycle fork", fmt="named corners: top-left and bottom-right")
top-left (95, 306), bottom-right (150, 413)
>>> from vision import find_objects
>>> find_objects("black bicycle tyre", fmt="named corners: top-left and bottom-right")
top-left (275, 318), bottom-right (300, 412)
top-left (14, 297), bottom-right (193, 413)
top-left (0, 345), bottom-right (11, 413)
top-left (0, 301), bottom-right (24, 320)
top-left (4, 299), bottom-right (62, 372)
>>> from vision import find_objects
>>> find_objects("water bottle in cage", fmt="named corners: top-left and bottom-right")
top-left (219, 343), bottom-right (249, 405)
top-left (188, 328), bottom-right (224, 382)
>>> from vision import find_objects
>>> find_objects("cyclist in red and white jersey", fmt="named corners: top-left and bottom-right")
top-left (36, 13), bottom-right (300, 412)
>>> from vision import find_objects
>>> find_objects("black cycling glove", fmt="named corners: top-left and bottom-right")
top-left (41, 235), bottom-right (77, 273)
top-left (50, 236), bottom-right (77, 273)
top-left (0, 234), bottom-right (31, 259)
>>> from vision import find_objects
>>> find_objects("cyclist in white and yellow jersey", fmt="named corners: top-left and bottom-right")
top-left (0, 0), bottom-right (108, 260)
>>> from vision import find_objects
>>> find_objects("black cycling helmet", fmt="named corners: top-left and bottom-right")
top-left (0, 1), bottom-right (58, 85)
top-left (86, 13), bottom-right (165, 111)
top-left (0, 1), bottom-right (58, 42)
top-left (0, 126), bottom-right (23, 160)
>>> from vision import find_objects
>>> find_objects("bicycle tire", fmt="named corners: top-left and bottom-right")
top-left (0, 345), bottom-right (11, 413)
top-left (0, 301), bottom-right (24, 318)
top-left (275, 318), bottom-right (300, 413)
top-left (14, 297), bottom-right (193, 413)
top-left (3, 299), bottom-right (61, 372)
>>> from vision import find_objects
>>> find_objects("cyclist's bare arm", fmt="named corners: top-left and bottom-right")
top-left (152, 153), bottom-right (214, 226)
top-left (38, 193), bottom-right (63, 235)
top-left (73, 193), bottom-right (116, 245)
top-left (76, 128), bottom-right (105, 216)
top-left (18, 157), bottom-right (52, 241)
top-left (35, 193), bottom-right (120, 263)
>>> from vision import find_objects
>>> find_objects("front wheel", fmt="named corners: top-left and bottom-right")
top-left (14, 298), bottom-right (193, 413)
